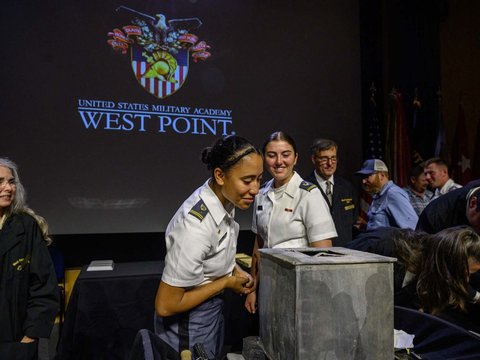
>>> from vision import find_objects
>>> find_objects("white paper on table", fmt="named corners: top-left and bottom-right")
top-left (394, 329), bottom-right (415, 349)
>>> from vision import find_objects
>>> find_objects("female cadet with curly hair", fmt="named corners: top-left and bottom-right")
top-left (155, 135), bottom-right (263, 359)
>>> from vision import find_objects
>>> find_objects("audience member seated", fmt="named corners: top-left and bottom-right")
top-left (403, 165), bottom-right (433, 216)
top-left (346, 227), bottom-right (425, 308)
top-left (424, 157), bottom-right (462, 200)
top-left (417, 180), bottom-right (480, 234)
top-left (355, 159), bottom-right (418, 230)
top-left (347, 226), bottom-right (480, 333)
top-left (414, 226), bottom-right (480, 333)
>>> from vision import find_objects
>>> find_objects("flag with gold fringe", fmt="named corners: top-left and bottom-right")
top-left (385, 89), bottom-right (411, 188)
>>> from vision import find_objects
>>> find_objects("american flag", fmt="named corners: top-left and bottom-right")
top-left (365, 87), bottom-right (384, 160)
top-left (387, 91), bottom-right (411, 188)
top-left (359, 86), bottom-right (385, 225)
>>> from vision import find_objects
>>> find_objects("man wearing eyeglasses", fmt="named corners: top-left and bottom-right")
top-left (305, 138), bottom-right (359, 246)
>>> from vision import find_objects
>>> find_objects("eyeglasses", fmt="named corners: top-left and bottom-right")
top-left (0, 179), bottom-right (17, 188)
top-left (315, 156), bottom-right (337, 164)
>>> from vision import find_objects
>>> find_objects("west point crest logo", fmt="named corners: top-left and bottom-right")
top-left (107, 6), bottom-right (211, 99)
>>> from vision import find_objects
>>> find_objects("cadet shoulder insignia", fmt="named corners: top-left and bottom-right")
top-left (188, 199), bottom-right (209, 222)
top-left (299, 181), bottom-right (317, 192)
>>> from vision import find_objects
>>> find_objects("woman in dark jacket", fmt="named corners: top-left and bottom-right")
top-left (0, 158), bottom-right (59, 360)
top-left (347, 226), bottom-right (480, 333)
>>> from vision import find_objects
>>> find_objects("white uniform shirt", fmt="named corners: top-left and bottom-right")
top-left (162, 179), bottom-right (238, 288)
top-left (432, 178), bottom-right (463, 200)
top-left (252, 172), bottom-right (337, 248)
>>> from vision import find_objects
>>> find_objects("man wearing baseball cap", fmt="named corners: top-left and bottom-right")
top-left (356, 159), bottom-right (418, 230)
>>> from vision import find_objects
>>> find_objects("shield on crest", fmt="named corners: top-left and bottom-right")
top-left (131, 45), bottom-right (189, 99)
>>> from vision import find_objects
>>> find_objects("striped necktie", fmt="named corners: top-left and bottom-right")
top-left (326, 180), bottom-right (333, 205)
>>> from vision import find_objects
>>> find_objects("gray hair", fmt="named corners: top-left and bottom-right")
top-left (0, 157), bottom-right (27, 216)
top-left (310, 138), bottom-right (338, 155)
top-left (0, 157), bottom-right (52, 244)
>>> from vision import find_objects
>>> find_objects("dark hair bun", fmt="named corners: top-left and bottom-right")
top-left (201, 135), bottom-right (259, 172)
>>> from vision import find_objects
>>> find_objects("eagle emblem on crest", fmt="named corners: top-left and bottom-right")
top-left (107, 6), bottom-right (211, 99)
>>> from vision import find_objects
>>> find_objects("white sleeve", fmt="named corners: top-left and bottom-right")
top-left (161, 216), bottom-right (213, 287)
top-left (302, 188), bottom-right (337, 243)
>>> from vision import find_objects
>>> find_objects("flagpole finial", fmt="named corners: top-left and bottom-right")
top-left (413, 87), bottom-right (421, 108)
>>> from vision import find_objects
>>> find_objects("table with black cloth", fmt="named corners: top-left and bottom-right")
top-left (56, 261), bottom-right (164, 360)
top-left (56, 261), bottom-right (256, 360)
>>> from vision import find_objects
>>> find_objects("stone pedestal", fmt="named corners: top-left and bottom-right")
top-left (259, 247), bottom-right (395, 360)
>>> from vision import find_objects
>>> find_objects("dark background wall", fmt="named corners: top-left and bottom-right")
top-left (439, 0), bottom-right (480, 160)
top-left (361, 0), bottom-right (480, 166)
top-left (0, 0), bottom-right (362, 237)
top-left (2, 0), bottom-right (479, 267)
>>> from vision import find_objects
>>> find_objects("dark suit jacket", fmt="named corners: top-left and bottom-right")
top-left (416, 179), bottom-right (480, 234)
top-left (0, 212), bottom-right (59, 360)
top-left (305, 172), bottom-right (359, 246)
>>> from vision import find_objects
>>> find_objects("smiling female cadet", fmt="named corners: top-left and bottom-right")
top-left (244, 131), bottom-right (337, 314)
top-left (155, 135), bottom-right (263, 358)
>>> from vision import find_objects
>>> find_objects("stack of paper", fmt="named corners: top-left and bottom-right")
top-left (87, 260), bottom-right (114, 271)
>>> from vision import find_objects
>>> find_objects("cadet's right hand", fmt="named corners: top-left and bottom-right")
top-left (244, 291), bottom-right (257, 314)
top-left (227, 273), bottom-right (255, 295)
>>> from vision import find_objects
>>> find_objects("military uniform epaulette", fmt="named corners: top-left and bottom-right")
top-left (188, 199), bottom-right (209, 222)
top-left (299, 181), bottom-right (317, 192)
